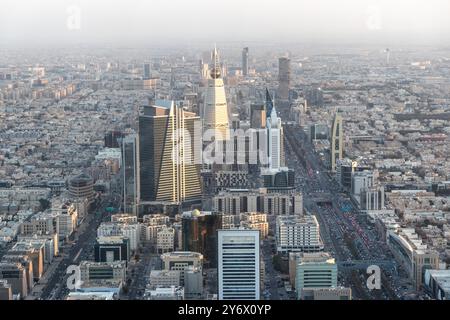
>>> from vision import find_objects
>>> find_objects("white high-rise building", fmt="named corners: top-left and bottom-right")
top-left (267, 105), bottom-right (283, 170)
top-left (218, 229), bottom-right (260, 300)
top-left (203, 47), bottom-right (230, 141)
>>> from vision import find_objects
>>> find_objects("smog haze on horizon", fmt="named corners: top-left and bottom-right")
top-left (1, 0), bottom-right (450, 47)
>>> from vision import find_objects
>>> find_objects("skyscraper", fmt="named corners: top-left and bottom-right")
top-left (250, 103), bottom-right (266, 129)
top-left (143, 63), bottom-right (151, 79)
top-left (265, 88), bottom-right (274, 118)
top-left (242, 47), bottom-right (249, 76)
top-left (203, 47), bottom-right (230, 141)
top-left (278, 57), bottom-right (291, 101)
top-left (122, 134), bottom-right (140, 215)
top-left (267, 104), bottom-right (284, 170)
top-left (181, 210), bottom-right (221, 267)
top-left (330, 112), bottom-right (344, 172)
top-left (218, 229), bottom-right (260, 300)
top-left (139, 100), bottom-right (202, 204)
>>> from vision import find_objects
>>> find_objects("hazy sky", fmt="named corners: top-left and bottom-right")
top-left (1, 0), bottom-right (450, 47)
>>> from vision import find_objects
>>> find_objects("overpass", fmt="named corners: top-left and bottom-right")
top-left (338, 260), bottom-right (397, 274)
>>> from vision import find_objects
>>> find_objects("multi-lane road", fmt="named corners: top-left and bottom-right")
top-left (284, 124), bottom-right (414, 300)
top-left (37, 196), bottom-right (113, 300)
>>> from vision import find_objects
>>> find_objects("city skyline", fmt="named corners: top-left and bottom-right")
top-left (1, 0), bottom-right (450, 307)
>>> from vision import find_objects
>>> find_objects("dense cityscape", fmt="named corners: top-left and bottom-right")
top-left (1, 1), bottom-right (450, 304)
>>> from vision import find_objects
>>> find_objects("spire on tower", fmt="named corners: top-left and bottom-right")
top-left (211, 45), bottom-right (221, 79)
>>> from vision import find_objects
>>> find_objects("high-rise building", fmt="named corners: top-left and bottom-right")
top-left (122, 135), bottom-right (140, 215)
top-left (250, 103), bottom-right (266, 129)
top-left (360, 186), bottom-right (385, 211)
top-left (143, 63), bottom-right (151, 79)
top-left (218, 229), bottom-right (260, 300)
top-left (265, 89), bottom-right (274, 119)
top-left (330, 112), bottom-right (343, 172)
top-left (139, 100), bottom-right (202, 205)
top-left (203, 47), bottom-right (230, 141)
top-left (242, 47), bottom-right (249, 76)
top-left (69, 173), bottom-right (95, 204)
top-left (104, 130), bottom-right (125, 148)
top-left (181, 210), bottom-right (221, 267)
top-left (278, 57), bottom-right (291, 101)
top-left (266, 104), bottom-right (284, 170)
top-left (351, 170), bottom-right (374, 198)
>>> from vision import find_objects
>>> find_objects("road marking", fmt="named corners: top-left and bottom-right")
top-left (73, 248), bottom-right (83, 262)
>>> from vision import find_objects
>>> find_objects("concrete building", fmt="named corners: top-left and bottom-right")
top-left (97, 222), bottom-right (140, 251)
top-left (0, 279), bottom-right (13, 300)
top-left (278, 57), bottom-right (291, 101)
top-left (387, 228), bottom-right (440, 290)
top-left (213, 188), bottom-right (303, 216)
top-left (184, 267), bottom-right (203, 299)
top-left (0, 262), bottom-right (29, 298)
top-left (54, 202), bottom-right (78, 240)
top-left (94, 236), bottom-right (130, 263)
top-left (239, 212), bottom-right (269, 239)
top-left (360, 186), bottom-right (385, 211)
top-left (69, 173), bottom-right (95, 204)
top-left (218, 229), bottom-right (260, 300)
top-left (161, 251), bottom-right (203, 272)
top-left (145, 286), bottom-right (184, 300)
top-left (301, 287), bottom-right (351, 300)
top-left (424, 269), bottom-right (450, 300)
top-left (250, 104), bottom-right (266, 129)
top-left (352, 170), bottom-right (375, 198)
top-left (79, 260), bottom-right (127, 283)
top-left (149, 270), bottom-right (181, 289)
top-left (157, 226), bottom-right (175, 253)
top-left (276, 215), bottom-right (323, 253)
top-left (294, 252), bottom-right (338, 299)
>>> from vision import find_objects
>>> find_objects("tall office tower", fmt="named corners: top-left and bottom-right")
top-left (242, 47), bottom-right (249, 76)
top-left (266, 104), bottom-right (284, 170)
top-left (265, 89), bottom-right (274, 118)
top-left (330, 112), bottom-right (344, 172)
top-left (143, 63), bottom-right (151, 79)
top-left (139, 100), bottom-right (202, 204)
top-left (250, 104), bottom-right (266, 129)
top-left (203, 47), bottom-right (230, 141)
top-left (278, 57), bottom-right (291, 101)
top-left (218, 229), bottom-right (260, 300)
top-left (181, 210), bottom-right (221, 267)
top-left (122, 135), bottom-right (140, 215)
